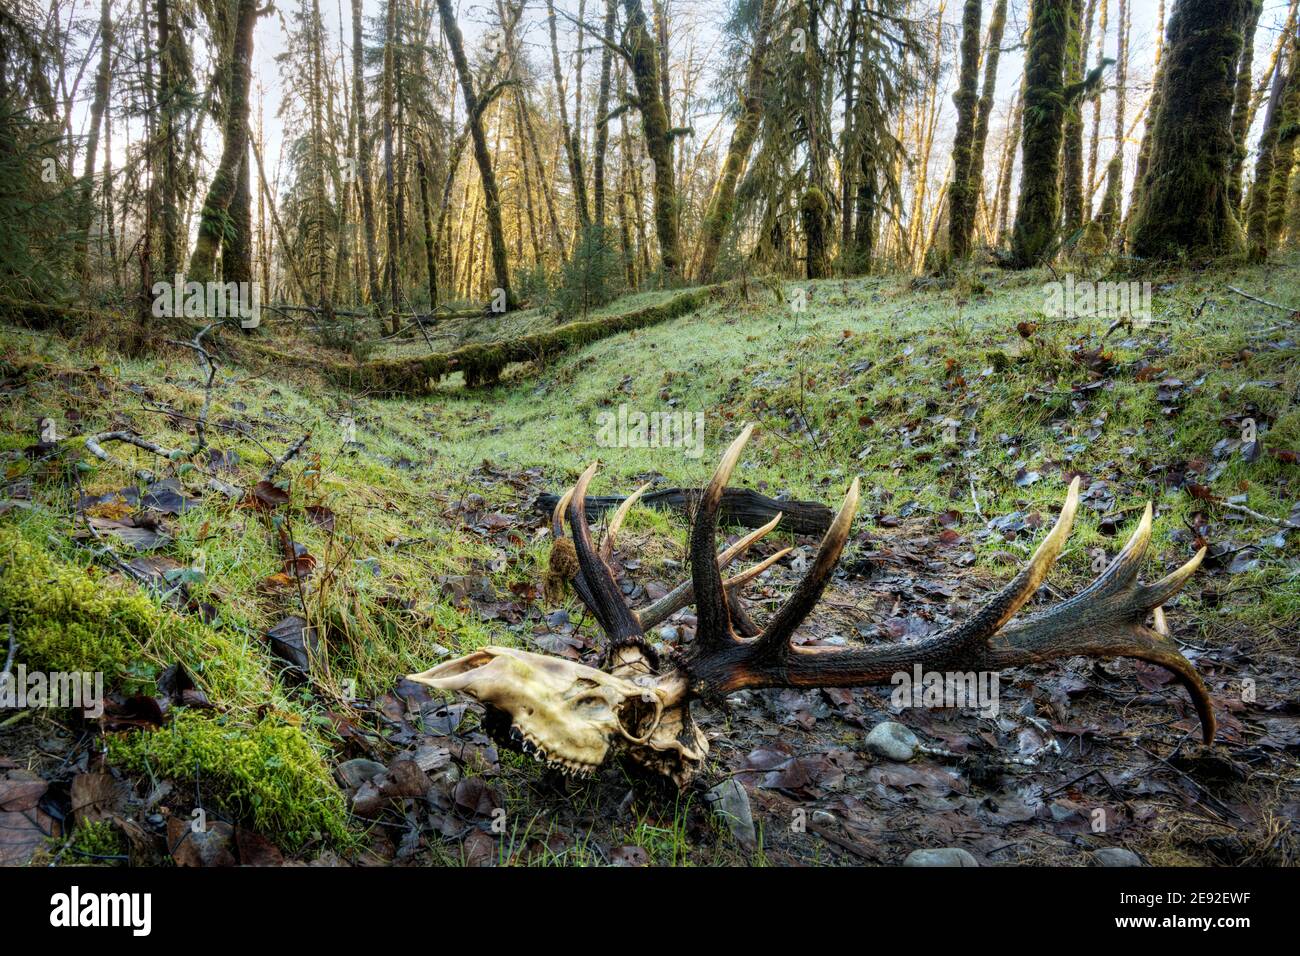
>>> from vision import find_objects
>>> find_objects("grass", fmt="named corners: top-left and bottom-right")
top-left (1, 252), bottom-right (1297, 860)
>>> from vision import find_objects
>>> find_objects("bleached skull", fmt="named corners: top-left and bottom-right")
top-left (408, 646), bottom-right (670, 775)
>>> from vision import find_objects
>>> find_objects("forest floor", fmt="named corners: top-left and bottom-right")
top-left (1, 255), bottom-right (1298, 867)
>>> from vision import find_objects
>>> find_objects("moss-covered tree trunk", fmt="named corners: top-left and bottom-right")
top-left (1009, 0), bottom-right (1071, 268)
top-left (75, 0), bottom-right (112, 282)
top-left (968, 0), bottom-right (1009, 242)
top-left (436, 0), bottom-right (515, 308)
top-left (694, 0), bottom-right (775, 282)
top-left (622, 0), bottom-right (682, 280)
top-left (1096, 0), bottom-right (1128, 240)
top-left (222, 153), bottom-right (252, 285)
top-left (546, 0), bottom-right (591, 230)
top-left (1061, 0), bottom-right (1089, 236)
top-left (1265, 42), bottom-right (1300, 245)
top-left (351, 0), bottom-right (384, 309)
top-left (1228, 0), bottom-right (1263, 211)
top-left (947, 0), bottom-right (983, 260)
top-left (1129, 0), bottom-right (1252, 261)
top-left (592, 0), bottom-right (616, 228)
top-left (187, 0), bottom-right (258, 284)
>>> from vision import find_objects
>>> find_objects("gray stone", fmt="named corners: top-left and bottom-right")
top-left (865, 721), bottom-right (918, 761)
top-left (903, 848), bottom-right (979, 867)
top-left (811, 810), bottom-right (836, 827)
top-left (337, 758), bottom-right (387, 790)
top-left (1092, 847), bottom-right (1143, 867)
top-left (706, 778), bottom-right (756, 851)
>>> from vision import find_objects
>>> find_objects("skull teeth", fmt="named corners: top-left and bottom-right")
top-left (509, 724), bottom-right (597, 778)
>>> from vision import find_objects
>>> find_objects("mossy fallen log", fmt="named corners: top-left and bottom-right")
top-left (339, 285), bottom-right (717, 394)
top-left (228, 286), bottom-right (717, 396)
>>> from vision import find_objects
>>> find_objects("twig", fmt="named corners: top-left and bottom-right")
top-left (83, 431), bottom-right (173, 482)
top-left (1220, 500), bottom-right (1300, 531)
top-left (164, 320), bottom-right (222, 453)
top-left (262, 433), bottom-right (311, 482)
top-left (968, 475), bottom-right (984, 521)
top-left (1225, 285), bottom-right (1300, 318)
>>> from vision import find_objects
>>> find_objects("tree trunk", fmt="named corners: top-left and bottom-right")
top-left (1096, 0), bottom-right (1127, 239)
top-left (156, 0), bottom-right (179, 277)
top-left (1265, 40), bottom-right (1300, 246)
top-left (623, 0), bottom-right (682, 280)
top-left (967, 0), bottom-right (1009, 248)
top-left (592, 0), bottom-right (616, 227)
top-left (694, 0), bottom-right (775, 282)
top-left (1009, 0), bottom-right (1072, 268)
top-left (948, 0), bottom-right (983, 260)
top-left (1130, 0), bottom-right (1252, 260)
top-left (1060, 0), bottom-right (1087, 236)
top-left (75, 0), bottom-right (112, 283)
top-left (546, 0), bottom-right (591, 229)
top-left (352, 0), bottom-right (384, 309)
top-left (436, 0), bottom-right (515, 308)
top-left (187, 0), bottom-right (258, 284)
top-left (1228, 0), bottom-right (1264, 211)
top-left (383, 0), bottom-right (400, 327)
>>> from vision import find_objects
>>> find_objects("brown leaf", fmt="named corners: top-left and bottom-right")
top-left (167, 817), bottom-right (237, 867)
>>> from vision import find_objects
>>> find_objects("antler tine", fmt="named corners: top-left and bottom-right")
top-left (689, 424), bottom-right (755, 649)
top-left (936, 476), bottom-right (1081, 649)
top-left (551, 484), bottom-right (577, 538)
top-left (567, 462), bottom-right (645, 647)
top-left (748, 478), bottom-right (861, 660)
top-left (636, 513), bottom-right (783, 629)
top-left (600, 482), bottom-right (652, 562)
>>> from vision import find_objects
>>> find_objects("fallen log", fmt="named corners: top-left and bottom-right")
top-left (535, 486), bottom-right (832, 536)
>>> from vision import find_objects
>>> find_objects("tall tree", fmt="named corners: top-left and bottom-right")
top-left (947, 0), bottom-right (982, 260)
top-left (74, 0), bottom-right (112, 281)
top-left (1009, 0), bottom-right (1072, 267)
top-left (436, 0), bottom-right (515, 307)
top-left (1060, 0), bottom-right (1087, 236)
top-left (383, 0), bottom-right (400, 324)
top-left (592, 0), bottom-right (616, 227)
top-left (1129, 0), bottom-right (1253, 260)
top-left (1228, 0), bottom-right (1264, 211)
top-left (547, 0), bottom-right (591, 229)
top-left (967, 0), bottom-right (1009, 247)
top-left (351, 0), bottom-right (383, 308)
top-left (188, 0), bottom-right (260, 284)
top-left (622, 0), bottom-right (682, 279)
top-left (695, 0), bottom-right (776, 281)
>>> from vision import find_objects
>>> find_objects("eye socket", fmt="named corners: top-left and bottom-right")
top-left (572, 694), bottom-right (614, 718)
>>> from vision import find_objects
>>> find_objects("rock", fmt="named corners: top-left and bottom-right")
top-left (865, 721), bottom-right (918, 761)
top-left (904, 848), bottom-right (979, 867)
top-left (811, 810), bottom-right (836, 827)
top-left (1092, 847), bottom-right (1143, 867)
top-left (705, 779), bottom-right (756, 852)
top-left (658, 625), bottom-right (679, 642)
top-left (337, 758), bottom-right (387, 791)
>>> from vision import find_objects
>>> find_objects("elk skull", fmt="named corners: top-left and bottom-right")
top-left (408, 646), bottom-right (669, 775)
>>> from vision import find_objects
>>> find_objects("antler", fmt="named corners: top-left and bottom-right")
top-left (548, 462), bottom-right (790, 660)
top-left (679, 425), bottom-right (1215, 743)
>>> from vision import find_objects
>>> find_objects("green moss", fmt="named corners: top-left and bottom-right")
top-left (0, 524), bottom-right (349, 850)
top-left (108, 710), bottom-right (349, 848)
top-left (68, 819), bottom-right (126, 862)
top-left (0, 525), bottom-right (140, 677)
